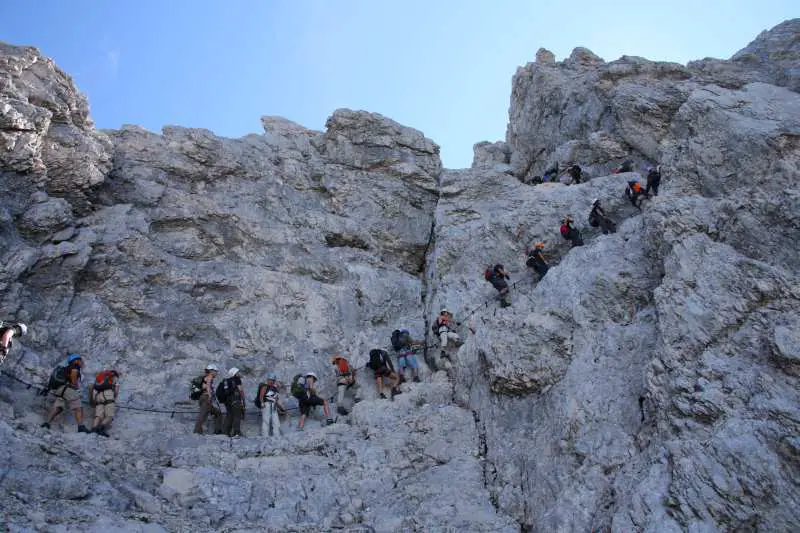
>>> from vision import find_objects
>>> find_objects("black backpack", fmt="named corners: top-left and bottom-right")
top-left (390, 330), bottom-right (404, 352)
top-left (46, 365), bottom-right (69, 391)
top-left (254, 382), bottom-right (268, 408)
top-left (367, 349), bottom-right (387, 370)
top-left (216, 379), bottom-right (233, 404)
top-left (189, 375), bottom-right (205, 400)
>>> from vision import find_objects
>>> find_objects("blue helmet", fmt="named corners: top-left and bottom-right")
top-left (67, 353), bottom-right (82, 364)
top-left (267, 372), bottom-right (277, 381)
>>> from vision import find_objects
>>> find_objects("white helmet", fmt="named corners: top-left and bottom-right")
top-left (591, 198), bottom-right (599, 206)
top-left (440, 308), bottom-right (449, 315)
top-left (205, 364), bottom-right (218, 372)
top-left (305, 371), bottom-right (318, 380)
top-left (227, 367), bottom-right (240, 378)
top-left (17, 323), bottom-right (28, 336)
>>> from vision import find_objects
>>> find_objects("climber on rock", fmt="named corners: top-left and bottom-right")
top-left (433, 309), bottom-right (461, 349)
top-left (331, 355), bottom-right (360, 414)
top-left (568, 164), bottom-right (583, 184)
top-left (560, 216), bottom-right (584, 247)
top-left (256, 373), bottom-right (285, 437)
top-left (0, 321), bottom-right (28, 363)
top-left (625, 180), bottom-right (646, 210)
top-left (89, 369), bottom-right (120, 437)
top-left (484, 264), bottom-right (512, 307)
top-left (41, 353), bottom-right (89, 433)
top-left (390, 329), bottom-right (422, 383)
top-left (194, 364), bottom-right (223, 435)
top-left (645, 165), bottom-right (662, 196)
top-left (589, 199), bottom-right (617, 234)
top-left (367, 349), bottom-right (402, 400)
top-left (526, 242), bottom-right (549, 280)
top-left (293, 372), bottom-right (333, 430)
top-left (220, 367), bottom-right (246, 437)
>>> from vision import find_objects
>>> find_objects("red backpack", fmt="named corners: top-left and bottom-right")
top-left (94, 370), bottom-right (117, 392)
top-left (484, 267), bottom-right (493, 281)
top-left (560, 224), bottom-right (569, 238)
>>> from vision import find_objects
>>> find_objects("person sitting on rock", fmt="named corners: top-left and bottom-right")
top-left (0, 321), bottom-right (28, 363)
top-left (257, 373), bottom-right (285, 437)
top-left (331, 355), bottom-right (360, 415)
top-left (568, 164), bottom-right (583, 184)
top-left (194, 364), bottom-right (223, 435)
top-left (526, 242), bottom-right (549, 280)
top-left (367, 349), bottom-right (402, 400)
top-left (589, 199), bottom-right (617, 234)
top-left (560, 216), bottom-right (584, 247)
top-left (645, 165), bottom-right (662, 196)
top-left (625, 180), bottom-right (646, 210)
top-left (485, 264), bottom-right (512, 307)
top-left (391, 330), bottom-right (422, 383)
top-left (295, 372), bottom-right (333, 429)
top-left (89, 369), bottom-right (120, 437)
top-left (221, 367), bottom-right (246, 437)
top-left (41, 353), bottom-right (89, 433)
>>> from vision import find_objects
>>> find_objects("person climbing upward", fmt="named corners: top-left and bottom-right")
top-left (89, 369), bottom-right (119, 437)
top-left (485, 264), bottom-right (512, 307)
top-left (560, 216), bottom-right (584, 247)
top-left (433, 309), bottom-right (460, 349)
top-left (526, 242), bottom-right (549, 280)
top-left (194, 364), bottom-right (223, 435)
top-left (625, 180), bottom-right (645, 210)
top-left (568, 164), bottom-right (583, 184)
top-left (391, 329), bottom-right (421, 383)
top-left (294, 372), bottom-right (333, 430)
top-left (42, 353), bottom-right (88, 433)
top-left (367, 349), bottom-right (401, 400)
top-left (589, 199), bottom-right (616, 234)
top-left (331, 354), bottom-right (360, 414)
top-left (0, 321), bottom-right (28, 363)
top-left (645, 165), bottom-right (662, 196)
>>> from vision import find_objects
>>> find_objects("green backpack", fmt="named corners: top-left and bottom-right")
top-left (189, 375), bottom-right (205, 400)
top-left (290, 374), bottom-right (305, 399)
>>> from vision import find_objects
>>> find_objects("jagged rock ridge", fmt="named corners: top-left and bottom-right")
top-left (1, 18), bottom-right (799, 533)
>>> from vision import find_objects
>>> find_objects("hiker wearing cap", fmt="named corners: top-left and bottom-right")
top-left (41, 353), bottom-right (88, 433)
top-left (294, 372), bottom-right (333, 430)
top-left (256, 373), bottom-right (285, 437)
top-left (219, 367), bottom-right (246, 437)
top-left (433, 309), bottom-right (460, 348)
top-left (193, 364), bottom-right (223, 435)
top-left (89, 369), bottom-right (120, 437)
top-left (331, 355), bottom-right (360, 415)
top-left (0, 321), bottom-right (28, 363)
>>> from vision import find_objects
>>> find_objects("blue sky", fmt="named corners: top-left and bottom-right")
top-left (1, 1), bottom-right (796, 168)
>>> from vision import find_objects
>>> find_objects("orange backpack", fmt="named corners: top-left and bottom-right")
top-left (335, 358), bottom-right (351, 376)
top-left (94, 370), bottom-right (117, 392)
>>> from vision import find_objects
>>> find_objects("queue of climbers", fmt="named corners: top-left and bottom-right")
top-left (4, 161), bottom-right (662, 440)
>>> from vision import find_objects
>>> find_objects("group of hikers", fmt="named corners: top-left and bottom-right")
top-left (2, 161), bottom-right (664, 439)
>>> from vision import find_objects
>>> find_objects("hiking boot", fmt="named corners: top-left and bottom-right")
top-left (40, 422), bottom-right (50, 429)
top-left (326, 418), bottom-right (335, 426)
top-left (379, 393), bottom-right (387, 400)
top-left (77, 425), bottom-right (89, 433)
top-left (413, 376), bottom-right (421, 383)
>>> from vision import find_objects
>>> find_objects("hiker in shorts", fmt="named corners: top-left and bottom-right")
top-left (42, 354), bottom-right (89, 433)
top-left (222, 367), bottom-right (246, 437)
top-left (89, 369), bottom-right (119, 437)
top-left (433, 309), bottom-right (460, 348)
top-left (194, 364), bottom-right (223, 435)
top-left (0, 321), bottom-right (28, 363)
top-left (393, 331), bottom-right (421, 383)
top-left (295, 372), bottom-right (333, 430)
top-left (331, 355), bottom-right (360, 415)
top-left (257, 373), bottom-right (285, 438)
top-left (485, 264), bottom-right (512, 307)
top-left (367, 349), bottom-right (402, 399)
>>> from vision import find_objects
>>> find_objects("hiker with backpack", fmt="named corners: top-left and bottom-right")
top-left (526, 242), bottom-right (549, 280)
top-left (625, 180), bottom-right (645, 210)
top-left (367, 349), bottom-right (402, 400)
top-left (0, 321), bottom-right (28, 363)
top-left (218, 367), bottom-right (246, 437)
top-left (390, 330), bottom-right (421, 383)
top-left (192, 364), bottom-right (223, 435)
top-left (560, 216), bottom-right (584, 247)
top-left (292, 372), bottom-right (333, 430)
top-left (88, 369), bottom-right (119, 437)
top-left (255, 373), bottom-right (285, 438)
top-left (568, 164), bottom-right (583, 184)
top-left (589, 199), bottom-right (616, 234)
top-left (41, 354), bottom-right (89, 433)
top-left (331, 355), bottom-right (360, 415)
top-left (433, 309), bottom-right (460, 349)
top-left (484, 265), bottom-right (512, 307)
top-left (645, 166), bottom-right (662, 196)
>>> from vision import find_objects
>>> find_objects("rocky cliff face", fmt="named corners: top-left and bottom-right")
top-left (1, 19), bottom-right (799, 533)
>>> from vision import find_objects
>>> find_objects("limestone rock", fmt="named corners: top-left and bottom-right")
top-left (535, 47), bottom-right (555, 64)
top-left (472, 140), bottom-right (511, 169)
